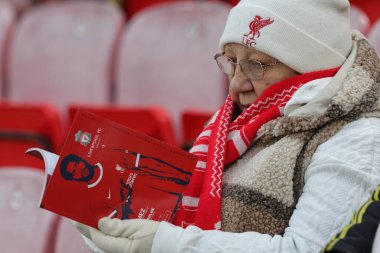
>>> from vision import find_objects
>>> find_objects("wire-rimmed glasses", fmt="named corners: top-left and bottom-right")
top-left (214, 53), bottom-right (279, 80)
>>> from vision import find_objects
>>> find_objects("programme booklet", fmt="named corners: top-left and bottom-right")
top-left (27, 110), bottom-right (197, 228)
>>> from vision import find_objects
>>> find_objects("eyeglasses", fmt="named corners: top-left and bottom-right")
top-left (214, 53), bottom-right (279, 80)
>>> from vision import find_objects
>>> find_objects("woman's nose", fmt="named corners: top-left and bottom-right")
top-left (229, 66), bottom-right (253, 93)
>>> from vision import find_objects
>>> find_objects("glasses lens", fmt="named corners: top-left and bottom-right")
top-left (215, 55), bottom-right (234, 76)
top-left (241, 60), bottom-right (263, 80)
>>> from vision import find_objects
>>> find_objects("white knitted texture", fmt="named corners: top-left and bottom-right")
top-left (219, 0), bottom-right (352, 73)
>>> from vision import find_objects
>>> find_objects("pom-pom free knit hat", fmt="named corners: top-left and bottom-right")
top-left (219, 0), bottom-right (353, 73)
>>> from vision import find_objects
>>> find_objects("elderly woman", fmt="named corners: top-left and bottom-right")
top-left (76, 0), bottom-right (380, 252)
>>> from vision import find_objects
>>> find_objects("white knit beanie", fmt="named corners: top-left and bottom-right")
top-left (219, 0), bottom-right (353, 73)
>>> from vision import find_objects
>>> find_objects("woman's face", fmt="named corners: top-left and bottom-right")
top-left (224, 43), bottom-right (299, 111)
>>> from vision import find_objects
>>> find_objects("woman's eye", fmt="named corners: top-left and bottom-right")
top-left (227, 57), bottom-right (237, 63)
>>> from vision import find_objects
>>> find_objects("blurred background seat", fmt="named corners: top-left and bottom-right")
top-left (7, 0), bottom-right (124, 121)
top-left (181, 109), bottom-right (212, 150)
top-left (0, 1), bottom-right (15, 99)
top-left (225, 0), bottom-right (239, 6)
top-left (54, 217), bottom-right (90, 253)
top-left (0, 103), bottom-right (63, 168)
top-left (0, 0), bottom-right (34, 13)
top-left (115, 0), bottom-right (229, 145)
top-left (368, 19), bottom-right (380, 58)
top-left (0, 167), bottom-right (60, 253)
top-left (350, 4), bottom-right (370, 35)
top-left (112, 0), bottom-right (237, 20)
top-left (349, 0), bottom-right (380, 25)
top-left (123, 0), bottom-right (177, 19)
top-left (69, 105), bottom-right (177, 146)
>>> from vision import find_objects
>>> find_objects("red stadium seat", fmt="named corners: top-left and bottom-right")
top-left (0, 103), bottom-right (63, 168)
top-left (0, 1), bottom-right (15, 99)
top-left (7, 1), bottom-right (124, 118)
top-left (0, 167), bottom-right (60, 253)
top-left (225, 0), bottom-right (239, 6)
top-left (54, 217), bottom-right (90, 253)
top-left (368, 19), bottom-right (380, 58)
top-left (124, 0), bottom-right (178, 19)
top-left (69, 105), bottom-right (177, 146)
top-left (349, 0), bottom-right (380, 25)
top-left (350, 5), bottom-right (370, 35)
top-left (181, 109), bottom-right (212, 149)
top-left (115, 1), bottom-right (229, 144)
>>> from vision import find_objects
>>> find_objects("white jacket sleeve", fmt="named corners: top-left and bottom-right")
top-left (152, 118), bottom-right (380, 253)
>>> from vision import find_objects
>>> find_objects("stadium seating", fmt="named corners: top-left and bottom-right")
top-left (115, 1), bottom-right (229, 144)
top-left (225, 0), bottom-right (239, 6)
top-left (368, 19), bottom-right (380, 57)
top-left (124, 0), bottom-right (239, 18)
top-left (350, 4), bottom-right (370, 35)
top-left (349, 0), bottom-right (380, 25)
top-left (68, 105), bottom-right (177, 146)
top-left (181, 109), bottom-right (212, 149)
top-left (7, 1), bottom-right (124, 118)
top-left (0, 1), bottom-right (15, 99)
top-left (0, 167), bottom-right (60, 253)
top-left (54, 217), bottom-right (90, 253)
top-left (124, 0), bottom-right (178, 18)
top-left (0, 103), bottom-right (63, 168)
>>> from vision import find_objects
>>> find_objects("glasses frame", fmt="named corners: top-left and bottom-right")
top-left (214, 53), bottom-right (279, 80)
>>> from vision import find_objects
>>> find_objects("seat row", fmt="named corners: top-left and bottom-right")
top-left (1, 1), bottom-right (380, 146)
top-left (0, 0), bottom-right (230, 145)
top-left (1, 0), bottom-right (239, 19)
top-left (0, 103), bottom-right (213, 168)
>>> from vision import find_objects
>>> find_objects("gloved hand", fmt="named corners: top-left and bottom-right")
top-left (72, 220), bottom-right (92, 239)
top-left (72, 220), bottom-right (106, 253)
top-left (89, 217), bottom-right (161, 253)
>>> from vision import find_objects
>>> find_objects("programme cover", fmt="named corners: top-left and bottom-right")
top-left (39, 110), bottom-right (197, 228)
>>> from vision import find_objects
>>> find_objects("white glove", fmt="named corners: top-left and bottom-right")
top-left (72, 220), bottom-right (106, 253)
top-left (90, 217), bottom-right (160, 253)
top-left (72, 220), bottom-right (91, 239)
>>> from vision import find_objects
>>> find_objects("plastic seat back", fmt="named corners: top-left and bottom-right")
top-left (349, 0), bottom-right (380, 25)
top-left (54, 217), bottom-right (90, 253)
top-left (124, 0), bottom-right (177, 18)
top-left (0, 0), bottom-right (33, 13)
top-left (0, 167), bottom-right (60, 253)
top-left (368, 19), bottom-right (380, 57)
top-left (8, 1), bottom-right (124, 117)
top-left (181, 109), bottom-right (212, 149)
top-left (69, 105), bottom-right (177, 146)
top-left (0, 103), bottom-right (63, 168)
top-left (350, 5), bottom-right (370, 35)
top-left (226, 0), bottom-right (239, 6)
top-left (115, 1), bottom-right (229, 144)
top-left (0, 1), bottom-right (15, 99)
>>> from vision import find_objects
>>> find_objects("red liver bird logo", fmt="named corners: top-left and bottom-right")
top-left (243, 15), bottom-right (274, 44)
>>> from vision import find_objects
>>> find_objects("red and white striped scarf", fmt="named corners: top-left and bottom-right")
top-left (173, 68), bottom-right (339, 230)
